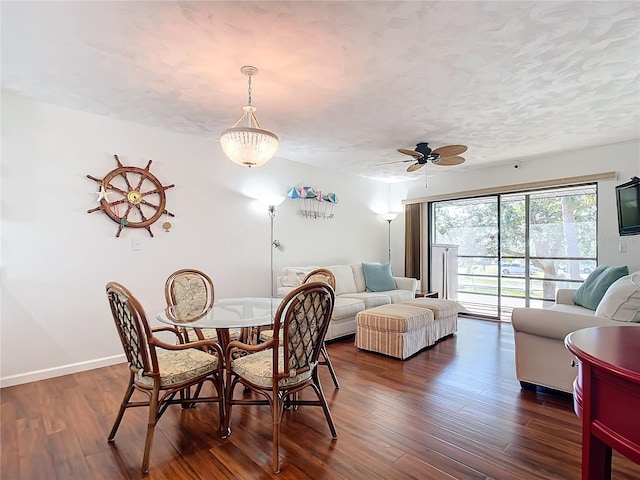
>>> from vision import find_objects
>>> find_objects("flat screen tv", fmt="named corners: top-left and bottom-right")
top-left (615, 176), bottom-right (640, 236)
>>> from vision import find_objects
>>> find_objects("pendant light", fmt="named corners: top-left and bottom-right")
top-left (220, 66), bottom-right (279, 168)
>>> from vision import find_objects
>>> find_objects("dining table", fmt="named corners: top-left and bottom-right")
top-left (157, 297), bottom-right (281, 351)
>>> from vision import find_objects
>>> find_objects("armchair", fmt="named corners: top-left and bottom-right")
top-left (223, 282), bottom-right (337, 473)
top-left (106, 282), bottom-right (225, 474)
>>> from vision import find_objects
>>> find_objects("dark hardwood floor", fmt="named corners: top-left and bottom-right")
top-left (2, 317), bottom-right (639, 479)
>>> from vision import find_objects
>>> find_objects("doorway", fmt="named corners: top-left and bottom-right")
top-left (429, 185), bottom-right (597, 321)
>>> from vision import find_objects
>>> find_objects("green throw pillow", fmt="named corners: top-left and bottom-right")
top-left (362, 263), bottom-right (396, 292)
top-left (573, 265), bottom-right (629, 310)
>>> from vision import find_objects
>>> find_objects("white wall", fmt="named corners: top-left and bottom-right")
top-left (392, 140), bottom-right (640, 289)
top-left (0, 91), bottom-right (391, 386)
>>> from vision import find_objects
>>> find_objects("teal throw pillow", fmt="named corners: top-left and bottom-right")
top-left (573, 265), bottom-right (629, 310)
top-left (362, 263), bottom-right (396, 292)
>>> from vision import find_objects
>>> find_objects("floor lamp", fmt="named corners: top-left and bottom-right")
top-left (267, 197), bottom-right (285, 298)
top-left (382, 213), bottom-right (398, 263)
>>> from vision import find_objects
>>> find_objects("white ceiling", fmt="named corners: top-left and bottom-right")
top-left (2, 1), bottom-right (639, 183)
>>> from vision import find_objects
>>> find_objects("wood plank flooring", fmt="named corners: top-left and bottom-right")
top-left (2, 317), bottom-right (639, 479)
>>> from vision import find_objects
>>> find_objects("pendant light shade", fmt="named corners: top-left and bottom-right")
top-left (220, 67), bottom-right (279, 168)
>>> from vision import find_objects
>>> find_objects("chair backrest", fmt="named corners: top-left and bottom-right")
top-left (106, 282), bottom-right (157, 376)
top-left (271, 282), bottom-right (335, 379)
top-left (303, 268), bottom-right (336, 290)
top-left (164, 269), bottom-right (214, 317)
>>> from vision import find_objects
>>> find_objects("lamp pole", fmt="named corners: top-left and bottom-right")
top-left (269, 205), bottom-right (277, 299)
top-left (381, 213), bottom-right (398, 264)
top-left (386, 219), bottom-right (392, 263)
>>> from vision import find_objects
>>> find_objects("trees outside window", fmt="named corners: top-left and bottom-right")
top-left (431, 185), bottom-right (597, 320)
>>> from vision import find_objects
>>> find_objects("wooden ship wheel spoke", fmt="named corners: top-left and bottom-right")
top-left (87, 154), bottom-right (175, 237)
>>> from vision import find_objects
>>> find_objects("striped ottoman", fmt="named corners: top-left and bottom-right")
top-left (355, 299), bottom-right (460, 360)
top-left (355, 304), bottom-right (435, 360)
top-left (398, 298), bottom-right (460, 346)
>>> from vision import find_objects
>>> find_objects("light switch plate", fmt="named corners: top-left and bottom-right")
top-left (132, 238), bottom-right (143, 251)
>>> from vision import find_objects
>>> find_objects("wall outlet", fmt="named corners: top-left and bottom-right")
top-left (618, 242), bottom-right (627, 253)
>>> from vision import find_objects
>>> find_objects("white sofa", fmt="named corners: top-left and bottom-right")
top-left (277, 264), bottom-right (418, 341)
top-left (511, 272), bottom-right (640, 393)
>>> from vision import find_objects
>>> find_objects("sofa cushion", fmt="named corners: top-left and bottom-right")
top-left (281, 266), bottom-right (318, 287)
top-left (595, 272), bottom-right (640, 322)
top-left (573, 265), bottom-right (629, 310)
top-left (351, 264), bottom-right (367, 292)
top-left (550, 303), bottom-right (597, 316)
top-left (362, 262), bottom-right (396, 292)
top-left (385, 290), bottom-right (414, 303)
top-left (341, 292), bottom-right (391, 309)
top-left (332, 297), bottom-right (366, 320)
top-left (327, 265), bottom-right (358, 295)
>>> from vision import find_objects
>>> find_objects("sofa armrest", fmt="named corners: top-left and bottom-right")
top-left (511, 307), bottom-right (618, 340)
top-left (556, 288), bottom-right (577, 305)
top-left (393, 276), bottom-right (418, 294)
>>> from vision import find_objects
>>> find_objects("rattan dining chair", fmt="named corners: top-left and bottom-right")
top-left (105, 282), bottom-right (225, 474)
top-left (260, 268), bottom-right (340, 388)
top-left (164, 268), bottom-right (243, 346)
top-left (223, 281), bottom-right (337, 473)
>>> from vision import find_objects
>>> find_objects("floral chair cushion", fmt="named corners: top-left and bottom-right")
top-left (230, 347), bottom-right (314, 388)
top-left (135, 348), bottom-right (218, 388)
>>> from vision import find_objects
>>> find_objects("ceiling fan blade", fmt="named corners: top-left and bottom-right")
top-left (434, 155), bottom-right (465, 166)
top-left (374, 159), bottom-right (412, 166)
top-left (432, 144), bottom-right (468, 157)
top-left (407, 163), bottom-right (424, 172)
top-left (398, 148), bottom-right (422, 157)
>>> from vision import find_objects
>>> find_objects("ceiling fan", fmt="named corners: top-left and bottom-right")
top-left (381, 142), bottom-right (468, 172)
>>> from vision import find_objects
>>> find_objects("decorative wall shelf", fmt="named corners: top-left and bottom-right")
top-left (287, 186), bottom-right (338, 219)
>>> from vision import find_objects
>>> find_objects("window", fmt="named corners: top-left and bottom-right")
top-left (430, 184), bottom-right (597, 320)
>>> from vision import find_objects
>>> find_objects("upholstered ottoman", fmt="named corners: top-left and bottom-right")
top-left (398, 298), bottom-right (460, 345)
top-left (355, 304), bottom-right (435, 359)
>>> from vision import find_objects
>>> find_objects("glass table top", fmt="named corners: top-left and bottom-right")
top-left (157, 297), bottom-right (281, 329)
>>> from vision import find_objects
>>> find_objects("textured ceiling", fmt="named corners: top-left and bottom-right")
top-left (2, 1), bottom-right (639, 182)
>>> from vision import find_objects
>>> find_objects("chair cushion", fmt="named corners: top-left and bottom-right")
top-left (230, 347), bottom-right (314, 388)
top-left (135, 348), bottom-right (218, 388)
top-left (573, 265), bottom-right (629, 310)
top-left (362, 263), bottom-right (396, 292)
top-left (184, 328), bottom-right (241, 343)
top-left (595, 272), bottom-right (640, 322)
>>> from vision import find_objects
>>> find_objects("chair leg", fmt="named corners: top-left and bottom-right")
top-left (272, 390), bottom-right (285, 473)
top-left (108, 380), bottom-right (135, 441)
top-left (222, 374), bottom-right (235, 438)
top-left (311, 370), bottom-right (337, 438)
top-left (214, 374), bottom-right (225, 435)
top-left (321, 343), bottom-right (340, 389)
top-left (141, 387), bottom-right (161, 474)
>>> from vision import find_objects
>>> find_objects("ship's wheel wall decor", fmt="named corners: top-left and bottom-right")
top-left (87, 154), bottom-right (175, 238)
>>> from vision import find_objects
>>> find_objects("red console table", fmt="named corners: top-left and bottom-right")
top-left (565, 326), bottom-right (640, 480)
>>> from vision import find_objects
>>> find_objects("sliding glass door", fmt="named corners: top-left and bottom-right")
top-left (430, 185), bottom-right (597, 321)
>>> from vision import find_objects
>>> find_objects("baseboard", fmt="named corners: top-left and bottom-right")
top-left (0, 354), bottom-right (126, 388)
